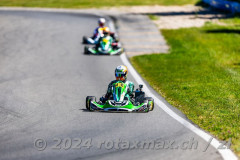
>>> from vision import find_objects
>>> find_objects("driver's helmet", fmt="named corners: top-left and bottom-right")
top-left (115, 65), bottom-right (128, 81)
top-left (98, 18), bottom-right (106, 27)
top-left (103, 27), bottom-right (110, 36)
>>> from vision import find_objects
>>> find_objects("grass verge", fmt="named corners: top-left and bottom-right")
top-left (131, 18), bottom-right (240, 156)
top-left (0, 0), bottom-right (199, 8)
top-left (148, 14), bottom-right (159, 21)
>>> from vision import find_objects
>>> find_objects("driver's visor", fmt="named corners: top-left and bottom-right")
top-left (115, 72), bottom-right (126, 78)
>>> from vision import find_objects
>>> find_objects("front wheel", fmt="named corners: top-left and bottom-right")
top-left (144, 97), bottom-right (154, 111)
top-left (86, 96), bottom-right (96, 111)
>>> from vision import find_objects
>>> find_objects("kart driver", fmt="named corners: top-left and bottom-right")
top-left (96, 27), bottom-right (119, 49)
top-left (101, 65), bottom-right (134, 102)
top-left (84, 18), bottom-right (107, 44)
top-left (89, 18), bottom-right (118, 44)
top-left (96, 27), bottom-right (113, 47)
top-left (92, 18), bottom-right (106, 43)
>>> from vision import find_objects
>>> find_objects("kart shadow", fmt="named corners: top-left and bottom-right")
top-left (205, 29), bottom-right (240, 34)
top-left (80, 109), bottom-right (91, 112)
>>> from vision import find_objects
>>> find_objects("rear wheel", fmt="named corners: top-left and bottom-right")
top-left (84, 46), bottom-right (89, 55)
top-left (86, 96), bottom-right (96, 111)
top-left (144, 97), bottom-right (154, 111)
top-left (117, 48), bottom-right (124, 55)
top-left (143, 99), bottom-right (149, 112)
top-left (82, 36), bottom-right (88, 44)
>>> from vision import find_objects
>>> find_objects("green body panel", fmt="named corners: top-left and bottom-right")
top-left (89, 48), bottom-right (97, 54)
top-left (92, 101), bottom-right (146, 110)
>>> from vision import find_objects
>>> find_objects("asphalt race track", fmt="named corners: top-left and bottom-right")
top-left (0, 11), bottom-right (223, 160)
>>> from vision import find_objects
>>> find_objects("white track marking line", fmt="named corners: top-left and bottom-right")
top-left (120, 53), bottom-right (237, 160)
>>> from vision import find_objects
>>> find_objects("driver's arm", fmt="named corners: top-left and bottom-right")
top-left (127, 81), bottom-right (134, 96)
top-left (93, 27), bottom-right (99, 38)
top-left (105, 81), bottom-right (114, 98)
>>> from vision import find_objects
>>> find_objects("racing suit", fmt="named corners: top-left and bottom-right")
top-left (90, 27), bottom-right (104, 44)
top-left (96, 34), bottom-right (113, 49)
top-left (104, 80), bottom-right (134, 101)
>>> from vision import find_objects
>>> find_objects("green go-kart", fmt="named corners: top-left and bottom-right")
top-left (84, 36), bottom-right (123, 55)
top-left (86, 81), bottom-right (154, 112)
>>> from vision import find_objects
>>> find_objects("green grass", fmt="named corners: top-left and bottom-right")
top-left (0, 0), bottom-right (199, 8)
top-left (148, 14), bottom-right (159, 21)
top-left (131, 20), bottom-right (240, 156)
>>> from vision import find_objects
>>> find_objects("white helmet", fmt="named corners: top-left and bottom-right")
top-left (98, 18), bottom-right (106, 26)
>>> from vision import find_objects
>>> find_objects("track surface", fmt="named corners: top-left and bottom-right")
top-left (0, 11), bottom-right (222, 160)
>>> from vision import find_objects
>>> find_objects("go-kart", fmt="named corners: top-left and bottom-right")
top-left (84, 36), bottom-right (123, 55)
top-left (86, 81), bottom-right (154, 112)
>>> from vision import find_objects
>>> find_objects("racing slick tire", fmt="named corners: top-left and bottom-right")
top-left (144, 97), bottom-right (154, 111)
top-left (143, 99), bottom-right (150, 112)
top-left (115, 48), bottom-right (124, 55)
top-left (82, 36), bottom-right (88, 44)
top-left (84, 46), bottom-right (89, 55)
top-left (86, 96), bottom-right (96, 111)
